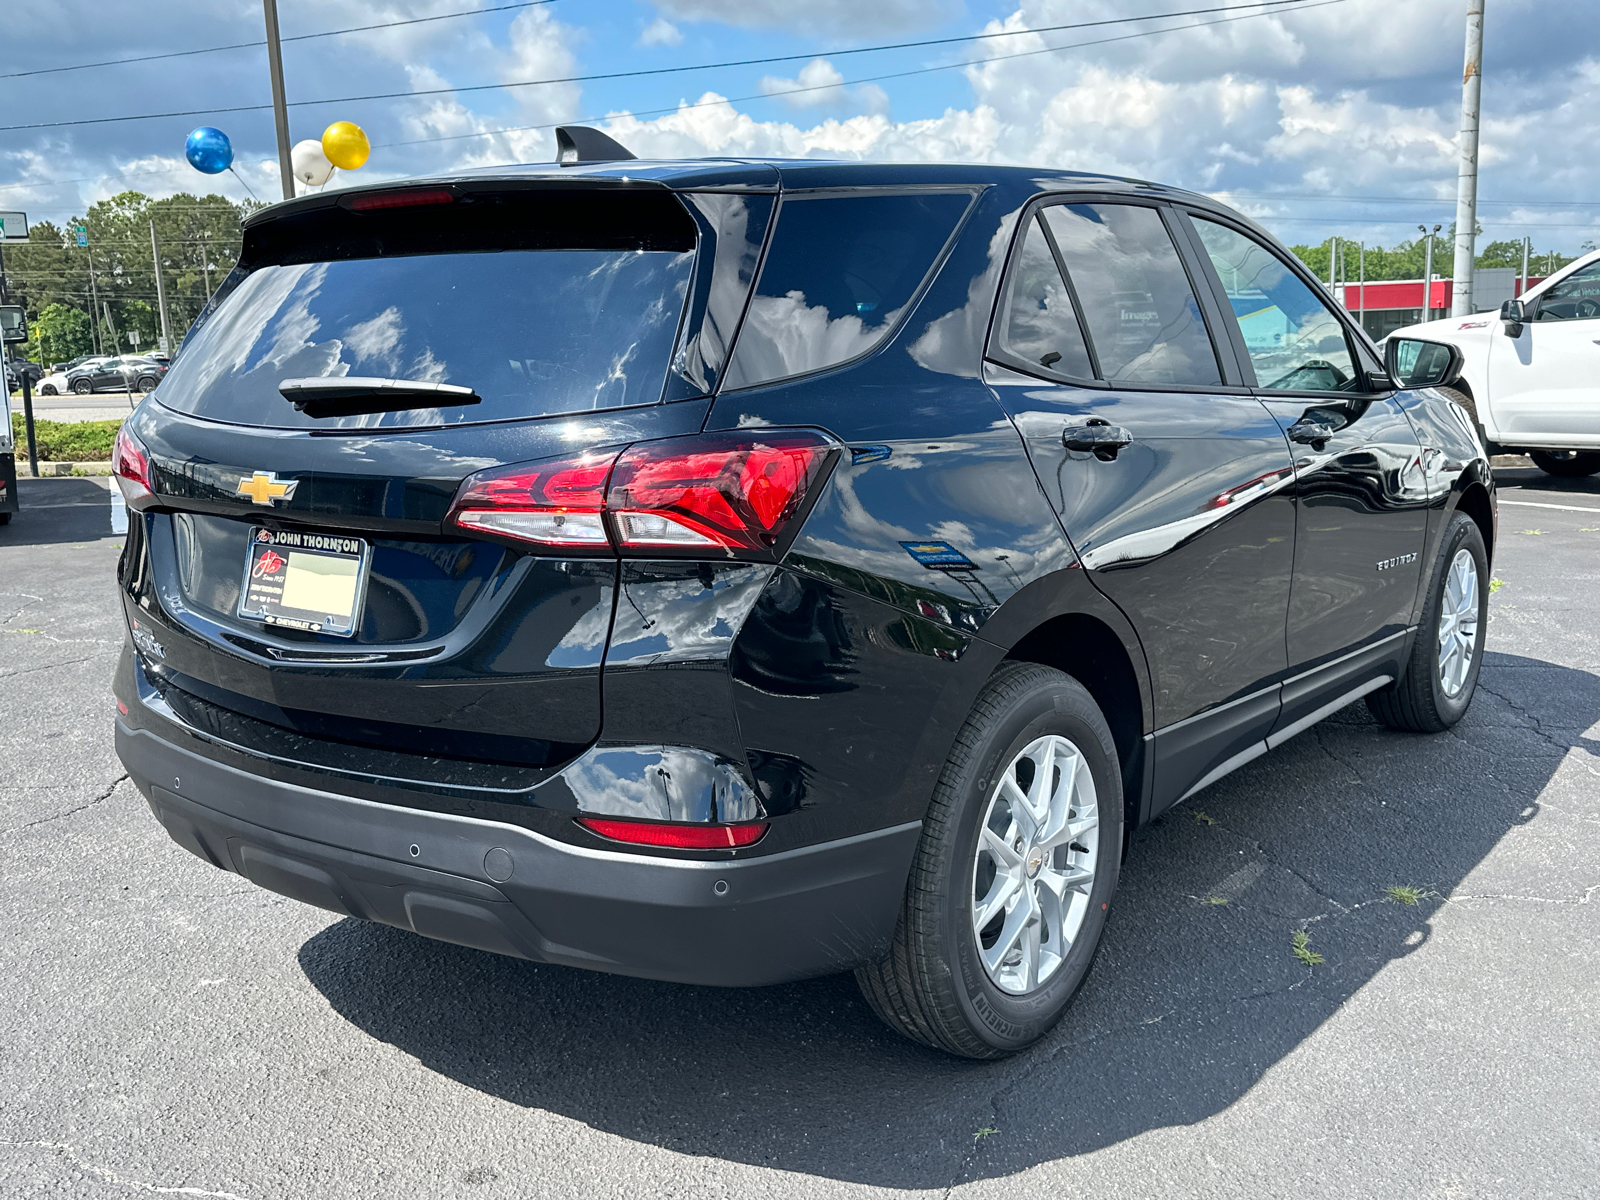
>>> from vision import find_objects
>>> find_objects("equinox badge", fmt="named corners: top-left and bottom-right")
top-left (236, 471), bottom-right (299, 506)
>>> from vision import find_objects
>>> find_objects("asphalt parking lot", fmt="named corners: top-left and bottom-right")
top-left (2, 467), bottom-right (1596, 1199)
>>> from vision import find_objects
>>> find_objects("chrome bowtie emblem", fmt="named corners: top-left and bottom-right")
top-left (236, 471), bottom-right (298, 506)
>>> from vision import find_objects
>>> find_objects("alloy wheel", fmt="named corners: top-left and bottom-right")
top-left (1437, 547), bottom-right (1480, 697)
top-left (971, 734), bottom-right (1100, 995)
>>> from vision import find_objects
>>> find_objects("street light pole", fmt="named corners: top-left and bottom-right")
top-left (1420, 224), bottom-right (1441, 322)
top-left (1450, 0), bottom-right (1486, 316)
top-left (263, 0), bottom-right (295, 201)
top-left (149, 221), bottom-right (173, 355)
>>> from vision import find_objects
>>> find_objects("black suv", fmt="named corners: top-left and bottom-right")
top-left (112, 132), bottom-right (1493, 1059)
top-left (67, 355), bottom-right (166, 394)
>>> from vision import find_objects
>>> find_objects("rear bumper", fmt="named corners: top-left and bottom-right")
top-left (118, 721), bottom-right (919, 987)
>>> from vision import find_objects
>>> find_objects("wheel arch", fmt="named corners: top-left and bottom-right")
top-left (1453, 477), bottom-right (1496, 570)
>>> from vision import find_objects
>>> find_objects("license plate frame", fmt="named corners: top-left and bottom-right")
top-left (238, 527), bottom-right (372, 637)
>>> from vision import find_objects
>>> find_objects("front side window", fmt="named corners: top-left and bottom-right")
top-left (1191, 217), bottom-right (1359, 392)
top-left (721, 192), bottom-right (972, 390)
top-left (990, 213), bottom-right (1094, 379)
top-left (1041, 202), bottom-right (1221, 387)
top-left (1535, 261), bottom-right (1600, 321)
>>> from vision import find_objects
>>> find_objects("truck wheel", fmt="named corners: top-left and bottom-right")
top-left (856, 662), bottom-right (1122, 1059)
top-left (1529, 450), bottom-right (1600, 478)
top-left (1367, 511), bottom-right (1487, 733)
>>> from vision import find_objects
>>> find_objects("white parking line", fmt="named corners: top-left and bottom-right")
top-left (104, 477), bottom-right (128, 534)
top-left (1498, 499), bottom-right (1600, 514)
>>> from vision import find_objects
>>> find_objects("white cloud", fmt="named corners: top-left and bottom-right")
top-left (639, 17), bottom-right (683, 47)
top-left (757, 58), bottom-right (889, 115)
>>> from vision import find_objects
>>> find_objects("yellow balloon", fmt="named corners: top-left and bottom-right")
top-left (321, 121), bottom-right (370, 171)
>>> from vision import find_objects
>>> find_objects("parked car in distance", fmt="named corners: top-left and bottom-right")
top-left (1389, 246), bottom-right (1600, 476)
top-left (112, 131), bottom-right (1495, 1059)
top-left (65, 355), bottom-right (167, 394)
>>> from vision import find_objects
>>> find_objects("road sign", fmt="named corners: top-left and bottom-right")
top-left (74, 224), bottom-right (88, 248)
top-left (0, 212), bottom-right (28, 243)
top-left (128, 329), bottom-right (141, 348)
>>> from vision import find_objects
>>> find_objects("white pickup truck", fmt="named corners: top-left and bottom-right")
top-left (1389, 248), bottom-right (1600, 477)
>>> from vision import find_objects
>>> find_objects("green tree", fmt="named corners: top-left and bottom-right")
top-left (30, 302), bottom-right (94, 365)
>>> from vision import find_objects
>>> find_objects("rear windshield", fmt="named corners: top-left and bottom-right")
top-left (159, 191), bottom-right (696, 430)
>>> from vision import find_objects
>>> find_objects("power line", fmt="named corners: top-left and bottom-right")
top-left (0, 0), bottom-right (560, 81)
top-left (0, 0), bottom-right (1317, 131)
top-left (376, 0), bottom-right (1351, 153)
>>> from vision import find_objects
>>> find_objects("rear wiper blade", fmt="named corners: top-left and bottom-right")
top-left (278, 376), bottom-right (480, 419)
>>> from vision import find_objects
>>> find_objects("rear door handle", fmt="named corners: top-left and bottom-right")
top-left (1063, 419), bottom-right (1134, 460)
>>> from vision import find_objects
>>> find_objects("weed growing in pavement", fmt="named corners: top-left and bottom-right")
top-left (1191, 809), bottom-right (1216, 825)
top-left (1521, 529), bottom-right (1544, 536)
top-left (1490, 578), bottom-right (1504, 593)
top-left (1291, 930), bottom-right (1324, 967)
top-left (1384, 885), bottom-right (1426, 906)
top-left (973, 1127), bottom-right (998, 1143)
top-left (1203, 896), bottom-right (1228, 906)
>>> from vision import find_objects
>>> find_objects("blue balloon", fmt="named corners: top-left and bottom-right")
top-left (185, 127), bottom-right (233, 175)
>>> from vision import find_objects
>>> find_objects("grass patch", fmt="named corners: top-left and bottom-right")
top-left (10, 414), bottom-right (123, 461)
top-left (973, 1127), bottom-right (998, 1143)
top-left (1489, 577), bottom-right (1504, 593)
top-left (1384, 885), bottom-right (1425, 906)
top-left (1290, 930), bottom-right (1324, 967)
top-left (1203, 895), bottom-right (1228, 906)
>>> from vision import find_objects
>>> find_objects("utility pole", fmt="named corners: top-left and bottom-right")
top-left (86, 250), bottom-right (102, 354)
top-left (263, 0), bottom-right (295, 201)
top-left (1450, 0), bottom-right (1486, 315)
top-left (1518, 235), bottom-right (1530, 296)
top-left (149, 221), bottom-right (173, 354)
top-left (1328, 236), bottom-right (1339, 287)
top-left (200, 231), bottom-right (214, 303)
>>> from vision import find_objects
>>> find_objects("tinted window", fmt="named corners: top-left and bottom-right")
top-left (1041, 203), bottom-right (1221, 386)
top-left (991, 214), bottom-right (1093, 379)
top-left (1535, 261), bottom-right (1600, 321)
top-left (157, 249), bottom-right (694, 430)
top-left (722, 192), bottom-right (971, 389)
top-left (1191, 217), bottom-right (1359, 392)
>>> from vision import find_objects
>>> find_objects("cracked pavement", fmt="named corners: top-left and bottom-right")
top-left (3, 468), bottom-right (1598, 1200)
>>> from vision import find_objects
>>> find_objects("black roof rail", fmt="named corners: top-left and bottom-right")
top-left (555, 126), bottom-right (638, 166)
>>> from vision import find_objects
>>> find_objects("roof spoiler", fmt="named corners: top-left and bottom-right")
top-left (555, 126), bottom-right (638, 167)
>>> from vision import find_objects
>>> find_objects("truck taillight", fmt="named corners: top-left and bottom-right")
top-left (113, 426), bottom-right (154, 508)
top-left (446, 431), bottom-right (836, 559)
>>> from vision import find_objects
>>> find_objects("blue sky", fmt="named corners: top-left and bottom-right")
top-left (5, 0), bottom-right (1599, 253)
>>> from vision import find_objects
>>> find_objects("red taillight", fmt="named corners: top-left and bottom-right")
top-left (347, 188), bottom-right (455, 212)
top-left (608, 433), bottom-right (828, 553)
top-left (448, 451), bottom-right (616, 547)
top-left (113, 425), bottom-right (154, 507)
top-left (576, 817), bottom-right (769, 849)
top-left (446, 432), bottom-right (835, 558)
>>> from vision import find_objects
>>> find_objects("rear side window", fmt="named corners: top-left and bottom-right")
top-left (159, 190), bottom-right (697, 430)
top-left (721, 191), bottom-right (971, 390)
top-left (991, 214), bottom-right (1094, 379)
top-left (1041, 203), bottom-right (1221, 387)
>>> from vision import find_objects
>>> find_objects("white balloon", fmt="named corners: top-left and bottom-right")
top-left (291, 139), bottom-right (334, 187)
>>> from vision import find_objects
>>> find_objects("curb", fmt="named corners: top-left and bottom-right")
top-left (17, 461), bottom-right (113, 476)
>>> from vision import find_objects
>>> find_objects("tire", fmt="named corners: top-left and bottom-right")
top-left (1529, 449), bottom-right (1600, 478)
top-left (1366, 511), bottom-right (1488, 733)
top-left (856, 662), bottom-right (1123, 1059)
top-left (39, 383), bottom-right (57, 396)
top-left (72, 379), bottom-right (92, 395)
top-left (136, 375), bottom-right (159, 393)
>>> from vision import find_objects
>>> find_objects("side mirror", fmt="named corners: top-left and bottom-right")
top-left (1500, 298), bottom-right (1526, 337)
top-left (1385, 337), bottom-right (1464, 391)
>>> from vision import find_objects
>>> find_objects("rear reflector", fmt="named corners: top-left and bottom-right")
top-left (445, 431), bottom-right (835, 559)
top-left (348, 188), bottom-right (455, 211)
top-left (577, 817), bottom-right (769, 849)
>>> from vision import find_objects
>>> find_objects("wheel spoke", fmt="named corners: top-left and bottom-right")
top-left (981, 823), bottom-right (1022, 870)
top-left (981, 885), bottom-right (1037, 976)
top-left (1038, 860), bottom-right (1095, 898)
top-left (974, 868), bottom-right (1022, 931)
